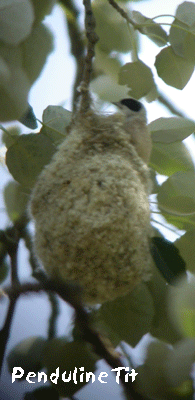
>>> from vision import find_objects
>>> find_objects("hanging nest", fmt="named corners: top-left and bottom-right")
top-left (30, 108), bottom-right (152, 304)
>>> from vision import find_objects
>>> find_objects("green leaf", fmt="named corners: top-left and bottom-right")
top-left (169, 19), bottom-right (195, 63)
top-left (169, 19), bottom-right (186, 57)
top-left (91, 49), bottom-right (129, 101)
top-left (0, 55), bottom-right (10, 83)
top-left (91, 74), bottom-right (129, 103)
top-left (156, 209), bottom-right (195, 232)
top-left (2, 126), bottom-right (20, 149)
top-left (151, 237), bottom-right (186, 284)
top-left (42, 339), bottom-right (97, 397)
top-left (0, 0), bottom-right (34, 45)
top-left (135, 338), bottom-right (194, 399)
top-left (147, 266), bottom-right (182, 343)
top-left (175, 1), bottom-right (195, 26)
top-left (0, 44), bottom-right (30, 122)
top-left (6, 133), bottom-right (56, 188)
top-left (155, 46), bottom-right (194, 89)
top-left (145, 86), bottom-right (159, 103)
top-left (99, 283), bottom-right (155, 347)
top-left (169, 1), bottom-right (195, 62)
top-left (175, 230), bottom-right (195, 273)
top-left (93, 49), bottom-right (122, 78)
top-left (118, 60), bottom-right (156, 99)
top-left (31, 0), bottom-right (56, 24)
top-left (19, 103), bottom-right (37, 129)
top-left (168, 276), bottom-right (195, 338)
top-left (150, 141), bottom-right (194, 176)
top-left (0, 21), bottom-right (53, 123)
top-left (132, 10), bottom-right (168, 47)
top-left (182, 29), bottom-right (195, 63)
top-left (149, 117), bottom-right (195, 143)
top-left (21, 23), bottom-right (53, 84)
top-left (93, 1), bottom-right (133, 53)
top-left (42, 105), bottom-right (71, 145)
top-left (157, 171), bottom-right (195, 215)
top-left (169, 19), bottom-right (188, 57)
top-left (0, 19), bottom-right (53, 123)
top-left (0, 69), bottom-right (29, 122)
top-left (4, 181), bottom-right (29, 222)
top-left (7, 336), bottom-right (46, 376)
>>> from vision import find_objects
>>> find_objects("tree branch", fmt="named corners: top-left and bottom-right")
top-left (107, 0), bottom-right (137, 27)
top-left (47, 292), bottom-right (60, 340)
top-left (0, 225), bottom-right (20, 374)
top-left (157, 92), bottom-right (189, 118)
top-left (0, 297), bottom-right (17, 375)
top-left (20, 225), bottom-right (41, 274)
top-left (6, 228), bottom-right (19, 285)
top-left (78, 0), bottom-right (99, 114)
top-left (3, 279), bottom-right (148, 400)
top-left (0, 215), bottom-right (29, 375)
top-left (59, 0), bottom-right (85, 111)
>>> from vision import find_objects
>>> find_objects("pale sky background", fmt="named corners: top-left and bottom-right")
top-left (1, 1), bottom-right (195, 399)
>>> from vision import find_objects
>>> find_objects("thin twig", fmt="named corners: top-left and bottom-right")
top-left (157, 92), bottom-right (189, 118)
top-left (4, 227), bottom-right (19, 285)
top-left (21, 226), bottom-right (40, 274)
top-left (0, 225), bottom-right (20, 375)
top-left (47, 292), bottom-right (60, 340)
top-left (78, 0), bottom-right (99, 114)
top-left (0, 297), bottom-right (17, 375)
top-left (0, 226), bottom-right (20, 374)
top-left (151, 217), bottom-right (183, 236)
top-left (0, 227), bottom-right (19, 375)
top-left (107, 0), bottom-right (137, 27)
top-left (60, 0), bottom-right (85, 111)
top-left (0, 215), bottom-right (29, 375)
top-left (0, 222), bottom-right (24, 284)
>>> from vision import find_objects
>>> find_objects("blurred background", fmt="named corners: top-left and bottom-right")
top-left (1, 0), bottom-right (195, 399)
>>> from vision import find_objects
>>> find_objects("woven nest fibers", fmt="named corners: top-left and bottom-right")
top-left (30, 112), bottom-right (152, 304)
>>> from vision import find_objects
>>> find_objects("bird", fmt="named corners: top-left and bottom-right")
top-left (30, 97), bottom-right (152, 304)
top-left (115, 99), bottom-right (186, 284)
top-left (29, 97), bottom-right (186, 304)
top-left (114, 98), bottom-right (186, 285)
top-left (113, 98), bottom-right (152, 164)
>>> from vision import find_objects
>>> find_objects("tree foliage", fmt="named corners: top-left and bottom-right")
top-left (1, 1), bottom-right (195, 399)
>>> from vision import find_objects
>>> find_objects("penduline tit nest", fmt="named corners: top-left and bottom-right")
top-left (30, 98), bottom-right (152, 304)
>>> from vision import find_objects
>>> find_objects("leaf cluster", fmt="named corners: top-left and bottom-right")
top-left (1, 2), bottom-right (195, 400)
top-left (0, 0), bottom-right (55, 122)
top-left (91, 0), bottom-right (195, 101)
top-left (7, 336), bottom-right (98, 397)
